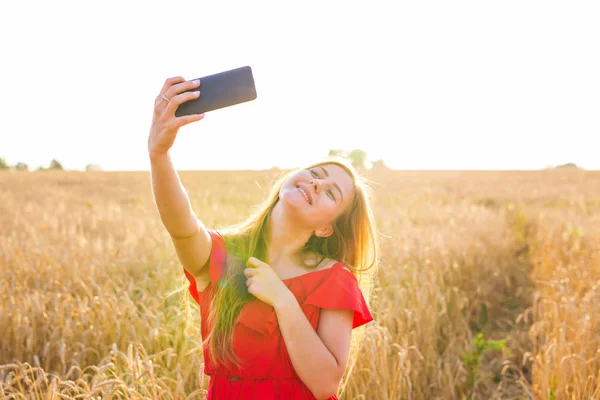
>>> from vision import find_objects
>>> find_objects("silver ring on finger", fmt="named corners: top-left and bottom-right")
top-left (161, 94), bottom-right (170, 103)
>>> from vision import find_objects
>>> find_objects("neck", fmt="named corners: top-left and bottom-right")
top-left (266, 202), bottom-right (314, 268)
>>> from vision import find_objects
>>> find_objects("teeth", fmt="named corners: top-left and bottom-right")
top-left (298, 187), bottom-right (310, 204)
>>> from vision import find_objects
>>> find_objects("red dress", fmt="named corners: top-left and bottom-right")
top-left (183, 229), bottom-right (374, 399)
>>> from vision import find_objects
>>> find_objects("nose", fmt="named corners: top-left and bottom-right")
top-left (310, 179), bottom-right (323, 194)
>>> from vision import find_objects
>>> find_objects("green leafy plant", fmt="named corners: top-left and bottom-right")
top-left (463, 332), bottom-right (506, 389)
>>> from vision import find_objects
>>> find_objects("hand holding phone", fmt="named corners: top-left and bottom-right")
top-left (175, 66), bottom-right (257, 117)
top-left (149, 77), bottom-right (205, 158)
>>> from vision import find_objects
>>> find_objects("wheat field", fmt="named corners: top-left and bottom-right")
top-left (1, 168), bottom-right (599, 399)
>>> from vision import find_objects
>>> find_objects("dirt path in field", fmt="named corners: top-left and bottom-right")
top-left (464, 204), bottom-right (536, 400)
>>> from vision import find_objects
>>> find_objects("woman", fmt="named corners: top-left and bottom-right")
top-left (148, 77), bottom-right (379, 399)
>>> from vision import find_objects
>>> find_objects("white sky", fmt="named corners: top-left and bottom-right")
top-left (1, 1), bottom-right (598, 171)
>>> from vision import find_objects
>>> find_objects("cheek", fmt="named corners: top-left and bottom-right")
top-left (322, 203), bottom-right (340, 220)
top-left (332, 199), bottom-right (351, 220)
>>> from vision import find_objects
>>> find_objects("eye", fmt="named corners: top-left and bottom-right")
top-left (310, 169), bottom-right (318, 178)
top-left (327, 189), bottom-right (336, 201)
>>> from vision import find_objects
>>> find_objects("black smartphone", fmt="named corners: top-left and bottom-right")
top-left (174, 66), bottom-right (257, 117)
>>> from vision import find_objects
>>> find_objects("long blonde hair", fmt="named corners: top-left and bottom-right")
top-left (193, 156), bottom-right (379, 396)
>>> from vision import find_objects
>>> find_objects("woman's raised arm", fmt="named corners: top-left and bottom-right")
top-left (148, 76), bottom-right (212, 277)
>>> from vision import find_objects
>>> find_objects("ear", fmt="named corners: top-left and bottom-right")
top-left (314, 225), bottom-right (334, 238)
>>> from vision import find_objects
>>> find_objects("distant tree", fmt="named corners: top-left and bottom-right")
top-left (327, 148), bottom-right (388, 171)
top-left (347, 149), bottom-right (368, 169)
top-left (0, 158), bottom-right (8, 169)
top-left (371, 159), bottom-right (389, 171)
top-left (85, 163), bottom-right (103, 171)
top-left (328, 149), bottom-right (346, 158)
top-left (14, 162), bottom-right (29, 171)
top-left (556, 163), bottom-right (580, 169)
top-left (49, 159), bottom-right (63, 170)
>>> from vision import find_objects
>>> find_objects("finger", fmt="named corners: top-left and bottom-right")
top-left (157, 76), bottom-right (185, 100)
top-left (246, 257), bottom-right (263, 268)
top-left (173, 113), bottom-right (205, 128)
top-left (166, 89), bottom-right (200, 114)
top-left (244, 268), bottom-right (255, 278)
top-left (246, 277), bottom-right (253, 287)
top-left (165, 79), bottom-right (201, 102)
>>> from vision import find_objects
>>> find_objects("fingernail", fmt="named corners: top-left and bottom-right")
top-left (192, 79), bottom-right (200, 85)
top-left (193, 91), bottom-right (200, 96)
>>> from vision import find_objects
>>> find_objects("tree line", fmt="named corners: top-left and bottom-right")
top-left (0, 158), bottom-right (64, 171)
top-left (327, 149), bottom-right (388, 171)
top-left (0, 158), bottom-right (103, 171)
top-left (0, 150), bottom-right (388, 172)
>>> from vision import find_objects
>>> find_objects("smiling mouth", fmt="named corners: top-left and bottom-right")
top-left (297, 186), bottom-right (312, 205)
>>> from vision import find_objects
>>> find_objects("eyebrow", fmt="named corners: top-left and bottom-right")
top-left (319, 166), bottom-right (344, 203)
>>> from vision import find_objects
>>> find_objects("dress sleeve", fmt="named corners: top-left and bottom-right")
top-left (304, 266), bottom-right (374, 329)
top-left (182, 228), bottom-right (227, 304)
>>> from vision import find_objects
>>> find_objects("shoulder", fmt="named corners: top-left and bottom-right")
top-left (318, 257), bottom-right (352, 273)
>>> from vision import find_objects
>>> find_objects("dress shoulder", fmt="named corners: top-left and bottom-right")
top-left (304, 264), bottom-right (374, 329)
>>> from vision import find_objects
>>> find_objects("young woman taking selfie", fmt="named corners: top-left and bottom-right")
top-left (148, 76), bottom-right (379, 399)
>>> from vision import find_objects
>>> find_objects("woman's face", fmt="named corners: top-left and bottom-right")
top-left (279, 163), bottom-right (355, 234)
